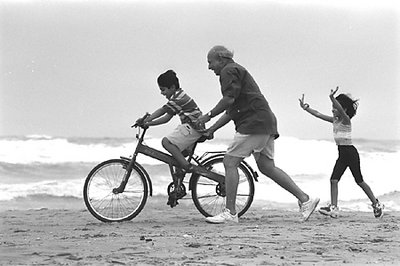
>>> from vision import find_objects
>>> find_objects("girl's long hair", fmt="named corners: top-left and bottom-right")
top-left (336, 94), bottom-right (359, 118)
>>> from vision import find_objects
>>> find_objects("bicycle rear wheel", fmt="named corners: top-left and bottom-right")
top-left (83, 159), bottom-right (148, 222)
top-left (191, 157), bottom-right (255, 217)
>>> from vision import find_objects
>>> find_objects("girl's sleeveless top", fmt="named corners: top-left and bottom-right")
top-left (333, 119), bottom-right (352, 146)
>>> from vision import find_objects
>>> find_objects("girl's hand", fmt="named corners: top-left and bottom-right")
top-left (330, 86), bottom-right (339, 98)
top-left (299, 94), bottom-right (309, 110)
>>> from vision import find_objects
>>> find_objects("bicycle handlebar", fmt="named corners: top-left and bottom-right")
top-left (132, 112), bottom-right (214, 142)
top-left (132, 112), bottom-right (150, 128)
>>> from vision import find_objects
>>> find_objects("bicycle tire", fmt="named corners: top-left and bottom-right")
top-left (191, 156), bottom-right (255, 218)
top-left (83, 159), bottom-right (148, 222)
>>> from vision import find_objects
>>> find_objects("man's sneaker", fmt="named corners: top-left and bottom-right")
top-left (319, 204), bottom-right (339, 218)
top-left (299, 197), bottom-right (320, 221)
top-left (205, 208), bottom-right (238, 224)
top-left (372, 199), bottom-right (384, 218)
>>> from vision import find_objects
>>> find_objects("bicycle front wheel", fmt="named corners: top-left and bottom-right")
top-left (191, 157), bottom-right (255, 218)
top-left (83, 159), bottom-right (148, 222)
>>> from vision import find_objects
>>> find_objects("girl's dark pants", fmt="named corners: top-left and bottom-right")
top-left (331, 145), bottom-right (364, 183)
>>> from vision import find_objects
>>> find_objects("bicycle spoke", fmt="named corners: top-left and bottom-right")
top-left (191, 157), bottom-right (254, 218)
top-left (84, 159), bottom-right (148, 222)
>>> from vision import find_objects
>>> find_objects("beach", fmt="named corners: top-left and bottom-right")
top-left (1, 197), bottom-right (399, 266)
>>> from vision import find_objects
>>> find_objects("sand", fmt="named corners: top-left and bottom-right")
top-left (1, 197), bottom-right (399, 266)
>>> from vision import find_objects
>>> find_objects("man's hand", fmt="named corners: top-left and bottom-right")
top-left (198, 114), bottom-right (211, 124)
top-left (203, 129), bottom-right (214, 140)
top-left (195, 114), bottom-right (211, 128)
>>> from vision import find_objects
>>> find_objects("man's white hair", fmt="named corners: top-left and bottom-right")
top-left (208, 45), bottom-right (234, 59)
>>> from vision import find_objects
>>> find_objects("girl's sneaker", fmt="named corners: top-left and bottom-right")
top-left (319, 204), bottom-right (339, 218)
top-left (372, 199), bottom-right (384, 218)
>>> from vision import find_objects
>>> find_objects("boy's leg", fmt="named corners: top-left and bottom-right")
top-left (163, 124), bottom-right (202, 170)
top-left (162, 137), bottom-right (191, 169)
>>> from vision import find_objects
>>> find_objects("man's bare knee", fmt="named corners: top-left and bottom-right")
top-left (256, 155), bottom-right (275, 176)
top-left (223, 155), bottom-right (242, 168)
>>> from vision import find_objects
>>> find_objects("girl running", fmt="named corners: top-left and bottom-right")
top-left (299, 87), bottom-right (384, 218)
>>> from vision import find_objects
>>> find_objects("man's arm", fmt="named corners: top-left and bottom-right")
top-left (198, 95), bottom-right (234, 124)
top-left (208, 113), bottom-right (231, 134)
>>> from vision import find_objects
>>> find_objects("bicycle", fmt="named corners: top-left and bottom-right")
top-left (83, 114), bottom-right (258, 222)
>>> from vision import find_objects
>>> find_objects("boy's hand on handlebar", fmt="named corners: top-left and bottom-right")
top-left (133, 113), bottom-right (150, 128)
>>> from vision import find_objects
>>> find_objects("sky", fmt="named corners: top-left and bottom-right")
top-left (1, 0), bottom-right (399, 140)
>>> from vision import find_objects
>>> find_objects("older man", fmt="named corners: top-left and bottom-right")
top-left (198, 45), bottom-right (319, 223)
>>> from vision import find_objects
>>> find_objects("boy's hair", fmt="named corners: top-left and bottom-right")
top-left (157, 70), bottom-right (180, 89)
top-left (336, 93), bottom-right (359, 118)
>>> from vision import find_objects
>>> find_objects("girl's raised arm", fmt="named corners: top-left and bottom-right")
top-left (299, 94), bottom-right (334, 123)
top-left (329, 87), bottom-right (350, 124)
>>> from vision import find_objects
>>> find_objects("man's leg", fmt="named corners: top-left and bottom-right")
top-left (256, 153), bottom-right (309, 203)
top-left (223, 154), bottom-right (244, 215)
top-left (204, 154), bottom-right (242, 224)
top-left (256, 153), bottom-right (319, 221)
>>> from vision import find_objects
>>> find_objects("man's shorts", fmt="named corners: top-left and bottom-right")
top-left (226, 133), bottom-right (275, 160)
top-left (166, 123), bottom-right (202, 151)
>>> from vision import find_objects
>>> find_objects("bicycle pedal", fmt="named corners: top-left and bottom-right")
top-left (176, 190), bottom-right (187, 200)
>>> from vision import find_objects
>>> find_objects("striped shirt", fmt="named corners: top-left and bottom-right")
top-left (162, 89), bottom-right (204, 130)
top-left (333, 119), bottom-right (352, 146)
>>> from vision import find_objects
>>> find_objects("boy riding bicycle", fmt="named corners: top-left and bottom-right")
top-left (137, 70), bottom-right (205, 207)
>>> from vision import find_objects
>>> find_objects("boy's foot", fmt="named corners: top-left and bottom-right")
top-left (299, 197), bottom-right (320, 221)
top-left (167, 192), bottom-right (178, 208)
top-left (319, 204), bottom-right (339, 218)
top-left (372, 199), bottom-right (384, 218)
top-left (205, 208), bottom-right (239, 224)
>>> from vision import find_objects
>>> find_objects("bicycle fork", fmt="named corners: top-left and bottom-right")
top-left (112, 156), bottom-right (138, 194)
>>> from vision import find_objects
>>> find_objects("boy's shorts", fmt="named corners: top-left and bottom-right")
top-left (226, 133), bottom-right (275, 160)
top-left (166, 123), bottom-right (202, 151)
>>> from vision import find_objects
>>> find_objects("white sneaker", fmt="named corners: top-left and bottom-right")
top-left (205, 208), bottom-right (239, 224)
top-left (299, 197), bottom-right (320, 221)
top-left (319, 204), bottom-right (339, 218)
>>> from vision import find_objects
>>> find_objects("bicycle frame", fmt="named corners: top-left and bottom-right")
top-left (113, 126), bottom-right (226, 194)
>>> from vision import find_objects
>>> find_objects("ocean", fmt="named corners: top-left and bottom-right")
top-left (1, 135), bottom-right (399, 213)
